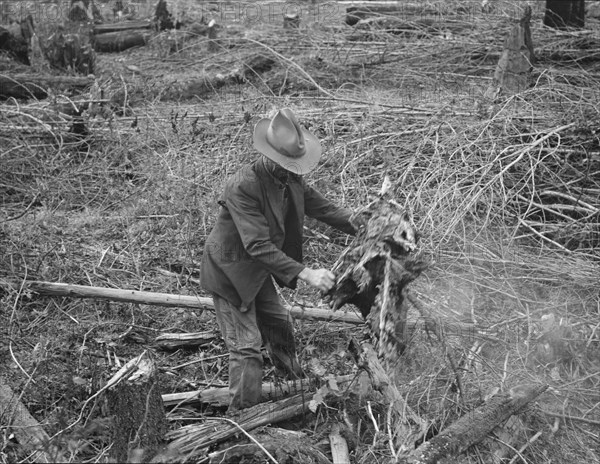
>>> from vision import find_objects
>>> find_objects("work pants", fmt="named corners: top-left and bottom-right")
top-left (212, 278), bottom-right (303, 411)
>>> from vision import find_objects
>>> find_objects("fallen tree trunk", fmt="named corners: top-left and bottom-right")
top-left (0, 74), bottom-right (94, 99)
top-left (91, 30), bottom-right (151, 52)
top-left (105, 351), bottom-right (167, 462)
top-left (161, 374), bottom-right (354, 407)
top-left (93, 20), bottom-right (152, 34)
top-left (345, 3), bottom-right (443, 26)
top-left (398, 384), bottom-right (548, 464)
top-left (167, 393), bottom-right (311, 459)
top-left (0, 378), bottom-right (65, 462)
top-left (0, 279), bottom-right (487, 339)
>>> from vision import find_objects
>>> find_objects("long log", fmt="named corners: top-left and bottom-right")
top-left (161, 374), bottom-right (355, 407)
top-left (345, 2), bottom-right (447, 26)
top-left (0, 279), bottom-right (487, 338)
top-left (398, 384), bottom-right (548, 464)
top-left (0, 74), bottom-right (94, 100)
top-left (0, 378), bottom-right (65, 462)
top-left (93, 20), bottom-right (152, 34)
top-left (92, 30), bottom-right (151, 52)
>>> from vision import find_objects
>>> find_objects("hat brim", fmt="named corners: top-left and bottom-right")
top-left (253, 118), bottom-right (322, 175)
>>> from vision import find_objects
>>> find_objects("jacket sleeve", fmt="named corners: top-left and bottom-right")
top-left (304, 182), bottom-right (357, 236)
top-left (225, 183), bottom-right (305, 285)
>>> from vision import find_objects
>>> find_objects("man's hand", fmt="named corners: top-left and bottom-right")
top-left (298, 268), bottom-right (336, 292)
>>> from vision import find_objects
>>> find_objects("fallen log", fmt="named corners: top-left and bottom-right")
top-left (105, 351), bottom-right (167, 462)
top-left (161, 374), bottom-right (355, 407)
top-left (91, 30), bottom-right (152, 52)
top-left (166, 393), bottom-right (311, 459)
top-left (0, 74), bottom-right (94, 100)
top-left (154, 331), bottom-right (215, 350)
top-left (398, 384), bottom-right (548, 464)
top-left (0, 378), bottom-right (65, 462)
top-left (93, 20), bottom-right (152, 34)
top-left (0, 279), bottom-right (487, 339)
top-left (345, 2), bottom-right (446, 26)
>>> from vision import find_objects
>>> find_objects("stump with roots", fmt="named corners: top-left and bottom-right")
top-left (105, 351), bottom-right (167, 462)
top-left (327, 177), bottom-right (428, 366)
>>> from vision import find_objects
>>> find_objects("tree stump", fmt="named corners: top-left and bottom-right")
top-left (544, 0), bottom-right (585, 29)
top-left (105, 351), bottom-right (167, 462)
top-left (283, 13), bottom-right (300, 29)
top-left (484, 6), bottom-right (535, 100)
top-left (43, 29), bottom-right (96, 75)
top-left (0, 15), bottom-right (35, 65)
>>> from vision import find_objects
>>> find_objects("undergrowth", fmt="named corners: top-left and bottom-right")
top-left (1, 0), bottom-right (599, 463)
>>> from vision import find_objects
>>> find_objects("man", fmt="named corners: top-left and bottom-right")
top-left (200, 108), bottom-right (358, 412)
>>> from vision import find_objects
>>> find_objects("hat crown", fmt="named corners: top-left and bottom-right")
top-left (265, 109), bottom-right (306, 159)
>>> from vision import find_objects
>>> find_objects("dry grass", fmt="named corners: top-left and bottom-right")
top-left (1, 0), bottom-right (599, 463)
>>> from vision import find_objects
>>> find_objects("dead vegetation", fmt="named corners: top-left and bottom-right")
top-left (1, 0), bottom-right (599, 463)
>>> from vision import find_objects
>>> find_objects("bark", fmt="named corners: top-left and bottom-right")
top-left (105, 351), bottom-right (167, 462)
top-left (0, 74), bottom-right (94, 100)
top-left (154, 331), bottom-right (215, 350)
top-left (398, 384), bottom-right (548, 464)
top-left (345, 2), bottom-right (441, 26)
top-left (544, 0), bottom-right (585, 29)
top-left (0, 378), bottom-right (65, 462)
top-left (161, 374), bottom-right (355, 407)
top-left (92, 30), bottom-right (151, 52)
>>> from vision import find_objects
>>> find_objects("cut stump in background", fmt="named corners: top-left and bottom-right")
top-left (105, 351), bottom-right (167, 462)
top-left (484, 5), bottom-right (535, 100)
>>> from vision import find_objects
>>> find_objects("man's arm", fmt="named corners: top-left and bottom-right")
top-left (304, 182), bottom-right (356, 235)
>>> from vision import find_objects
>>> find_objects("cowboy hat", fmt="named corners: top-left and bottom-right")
top-left (253, 108), bottom-right (322, 175)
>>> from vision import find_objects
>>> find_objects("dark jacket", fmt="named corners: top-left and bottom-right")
top-left (200, 159), bottom-right (355, 309)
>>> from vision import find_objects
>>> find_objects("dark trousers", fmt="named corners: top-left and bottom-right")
top-left (212, 278), bottom-right (303, 411)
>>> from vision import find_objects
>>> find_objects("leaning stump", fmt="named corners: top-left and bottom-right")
top-left (106, 351), bottom-right (167, 462)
